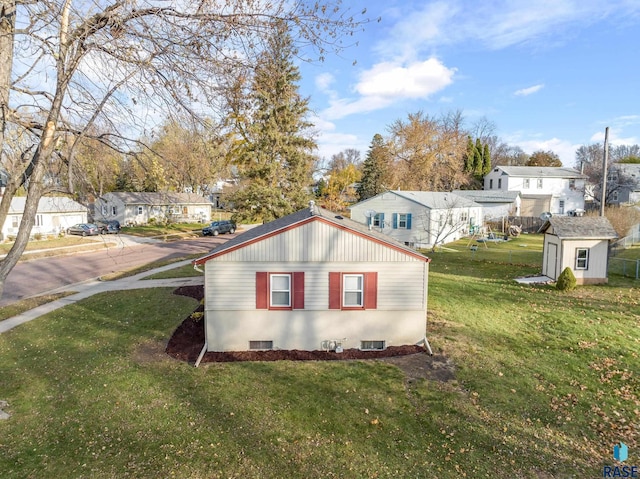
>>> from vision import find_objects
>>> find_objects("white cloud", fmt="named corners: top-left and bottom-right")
top-left (315, 72), bottom-right (335, 93)
top-left (589, 128), bottom-right (638, 146)
top-left (514, 84), bottom-right (544, 96)
top-left (374, 0), bottom-right (640, 58)
top-left (321, 58), bottom-right (455, 120)
top-left (517, 137), bottom-right (579, 166)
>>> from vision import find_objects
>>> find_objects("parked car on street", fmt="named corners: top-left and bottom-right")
top-left (66, 223), bottom-right (99, 236)
top-left (96, 220), bottom-right (121, 234)
top-left (202, 220), bottom-right (236, 236)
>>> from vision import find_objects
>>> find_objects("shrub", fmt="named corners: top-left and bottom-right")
top-left (556, 267), bottom-right (577, 291)
top-left (33, 233), bottom-right (43, 241)
top-left (190, 312), bottom-right (204, 322)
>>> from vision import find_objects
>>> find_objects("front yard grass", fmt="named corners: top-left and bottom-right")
top-left (0, 246), bottom-right (638, 478)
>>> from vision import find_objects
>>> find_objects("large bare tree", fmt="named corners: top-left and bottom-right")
top-left (0, 1), bottom-right (368, 297)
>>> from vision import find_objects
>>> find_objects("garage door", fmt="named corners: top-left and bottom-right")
top-left (521, 196), bottom-right (551, 217)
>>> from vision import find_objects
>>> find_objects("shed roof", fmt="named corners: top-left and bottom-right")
top-left (102, 192), bottom-right (212, 205)
top-left (493, 166), bottom-right (585, 179)
top-left (539, 216), bottom-right (618, 240)
top-left (194, 204), bottom-right (429, 265)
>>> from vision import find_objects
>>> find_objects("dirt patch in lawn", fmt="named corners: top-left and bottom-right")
top-left (165, 285), bottom-right (455, 382)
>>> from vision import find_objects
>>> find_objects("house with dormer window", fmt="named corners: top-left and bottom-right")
top-left (483, 166), bottom-right (586, 217)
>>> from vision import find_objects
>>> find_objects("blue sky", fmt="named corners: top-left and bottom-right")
top-left (298, 0), bottom-right (640, 166)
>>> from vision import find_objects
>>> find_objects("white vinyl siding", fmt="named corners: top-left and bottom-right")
top-left (205, 220), bottom-right (423, 263)
top-left (205, 261), bottom-right (427, 312)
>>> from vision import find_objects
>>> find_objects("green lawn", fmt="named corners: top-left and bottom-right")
top-left (0, 243), bottom-right (638, 478)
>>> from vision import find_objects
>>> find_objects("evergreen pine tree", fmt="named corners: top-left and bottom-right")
top-left (357, 134), bottom-right (391, 201)
top-left (463, 136), bottom-right (475, 173)
top-left (229, 21), bottom-right (316, 223)
top-left (482, 143), bottom-right (491, 176)
top-left (473, 138), bottom-right (484, 176)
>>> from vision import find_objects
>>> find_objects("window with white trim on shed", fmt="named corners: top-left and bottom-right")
top-left (343, 274), bottom-right (363, 307)
top-left (575, 248), bottom-right (589, 270)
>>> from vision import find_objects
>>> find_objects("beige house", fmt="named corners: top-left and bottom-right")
top-left (540, 216), bottom-right (618, 284)
top-left (193, 204), bottom-right (430, 352)
top-left (95, 192), bottom-right (213, 225)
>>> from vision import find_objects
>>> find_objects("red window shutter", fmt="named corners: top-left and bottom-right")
top-left (293, 272), bottom-right (305, 309)
top-left (328, 272), bottom-right (341, 309)
top-left (256, 272), bottom-right (268, 309)
top-left (364, 272), bottom-right (378, 310)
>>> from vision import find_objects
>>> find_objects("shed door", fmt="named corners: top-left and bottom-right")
top-left (544, 243), bottom-right (558, 279)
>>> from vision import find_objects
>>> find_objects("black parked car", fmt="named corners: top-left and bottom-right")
top-left (96, 220), bottom-right (121, 234)
top-left (202, 220), bottom-right (236, 236)
top-left (66, 223), bottom-right (99, 236)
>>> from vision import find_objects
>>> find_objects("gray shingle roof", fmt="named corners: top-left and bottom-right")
top-left (495, 166), bottom-right (585, 179)
top-left (194, 204), bottom-right (428, 264)
top-left (540, 216), bottom-right (618, 239)
top-left (452, 190), bottom-right (520, 203)
top-left (389, 190), bottom-right (479, 209)
top-left (9, 196), bottom-right (87, 214)
top-left (104, 192), bottom-right (212, 205)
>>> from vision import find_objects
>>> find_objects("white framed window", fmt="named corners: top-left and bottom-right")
top-left (489, 179), bottom-right (493, 189)
top-left (612, 190), bottom-right (619, 202)
top-left (270, 274), bottom-right (291, 307)
top-left (111, 206), bottom-right (117, 216)
top-left (559, 200), bottom-right (565, 214)
top-left (460, 211), bottom-right (469, 222)
top-left (498, 178), bottom-right (502, 188)
top-left (361, 340), bottom-right (385, 351)
top-left (137, 206), bottom-right (143, 215)
top-left (398, 214), bottom-right (408, 228)
top-left (35, 214), bottom-right (44, 226)
top-left (11, 216), bottom-right (19, 228)
top-left (343, 274), bottom-right (364, 307)
top-left (537, 179), bottom-right (543, 189)
top-left (569, 179), bottom-right (576, 190)
top-left (101, 205), bottom-right (107, 215)
top-left (523, 179), bottom-right (530, 188)
top-left (373, 213), bottom-right (383, 227)
top-left (576, 248), bottom-right (589, 270)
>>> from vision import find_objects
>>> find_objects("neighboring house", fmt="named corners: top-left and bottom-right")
top-left (349, 190), bottom-right (483, 249)
top-left (2, 196), bottom-right (87, 240)
top-left (193, 203), bottom-right (430, 352)
top-left (95, 192), bottom-right (213, 225)
top-left (539, 216), bottom-right (617, 285)
top-left (484, 166), bottom-right (586, 217)
top-left (453, 190), bottom-right (521, 220)
top-left (606, 163), bottom-right (640, 205)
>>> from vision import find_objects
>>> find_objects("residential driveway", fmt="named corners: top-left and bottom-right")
top-left (0, 234), bottom-right (230, 307)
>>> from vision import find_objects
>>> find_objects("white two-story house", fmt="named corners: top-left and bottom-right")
top-left (483, 166), bottom-right (586, 217)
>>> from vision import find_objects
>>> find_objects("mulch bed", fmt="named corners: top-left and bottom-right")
top-left (165, 285), bottom-right (426, 363)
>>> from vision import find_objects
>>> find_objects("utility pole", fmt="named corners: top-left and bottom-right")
top-left (600, 127), bottom-right (609, 217)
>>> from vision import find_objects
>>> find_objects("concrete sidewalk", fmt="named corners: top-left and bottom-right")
top-left (0, 259), bottom-right (204, 334)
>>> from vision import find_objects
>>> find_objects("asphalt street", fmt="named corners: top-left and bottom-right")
top-left (0, 233), bottom-right (228, 307)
